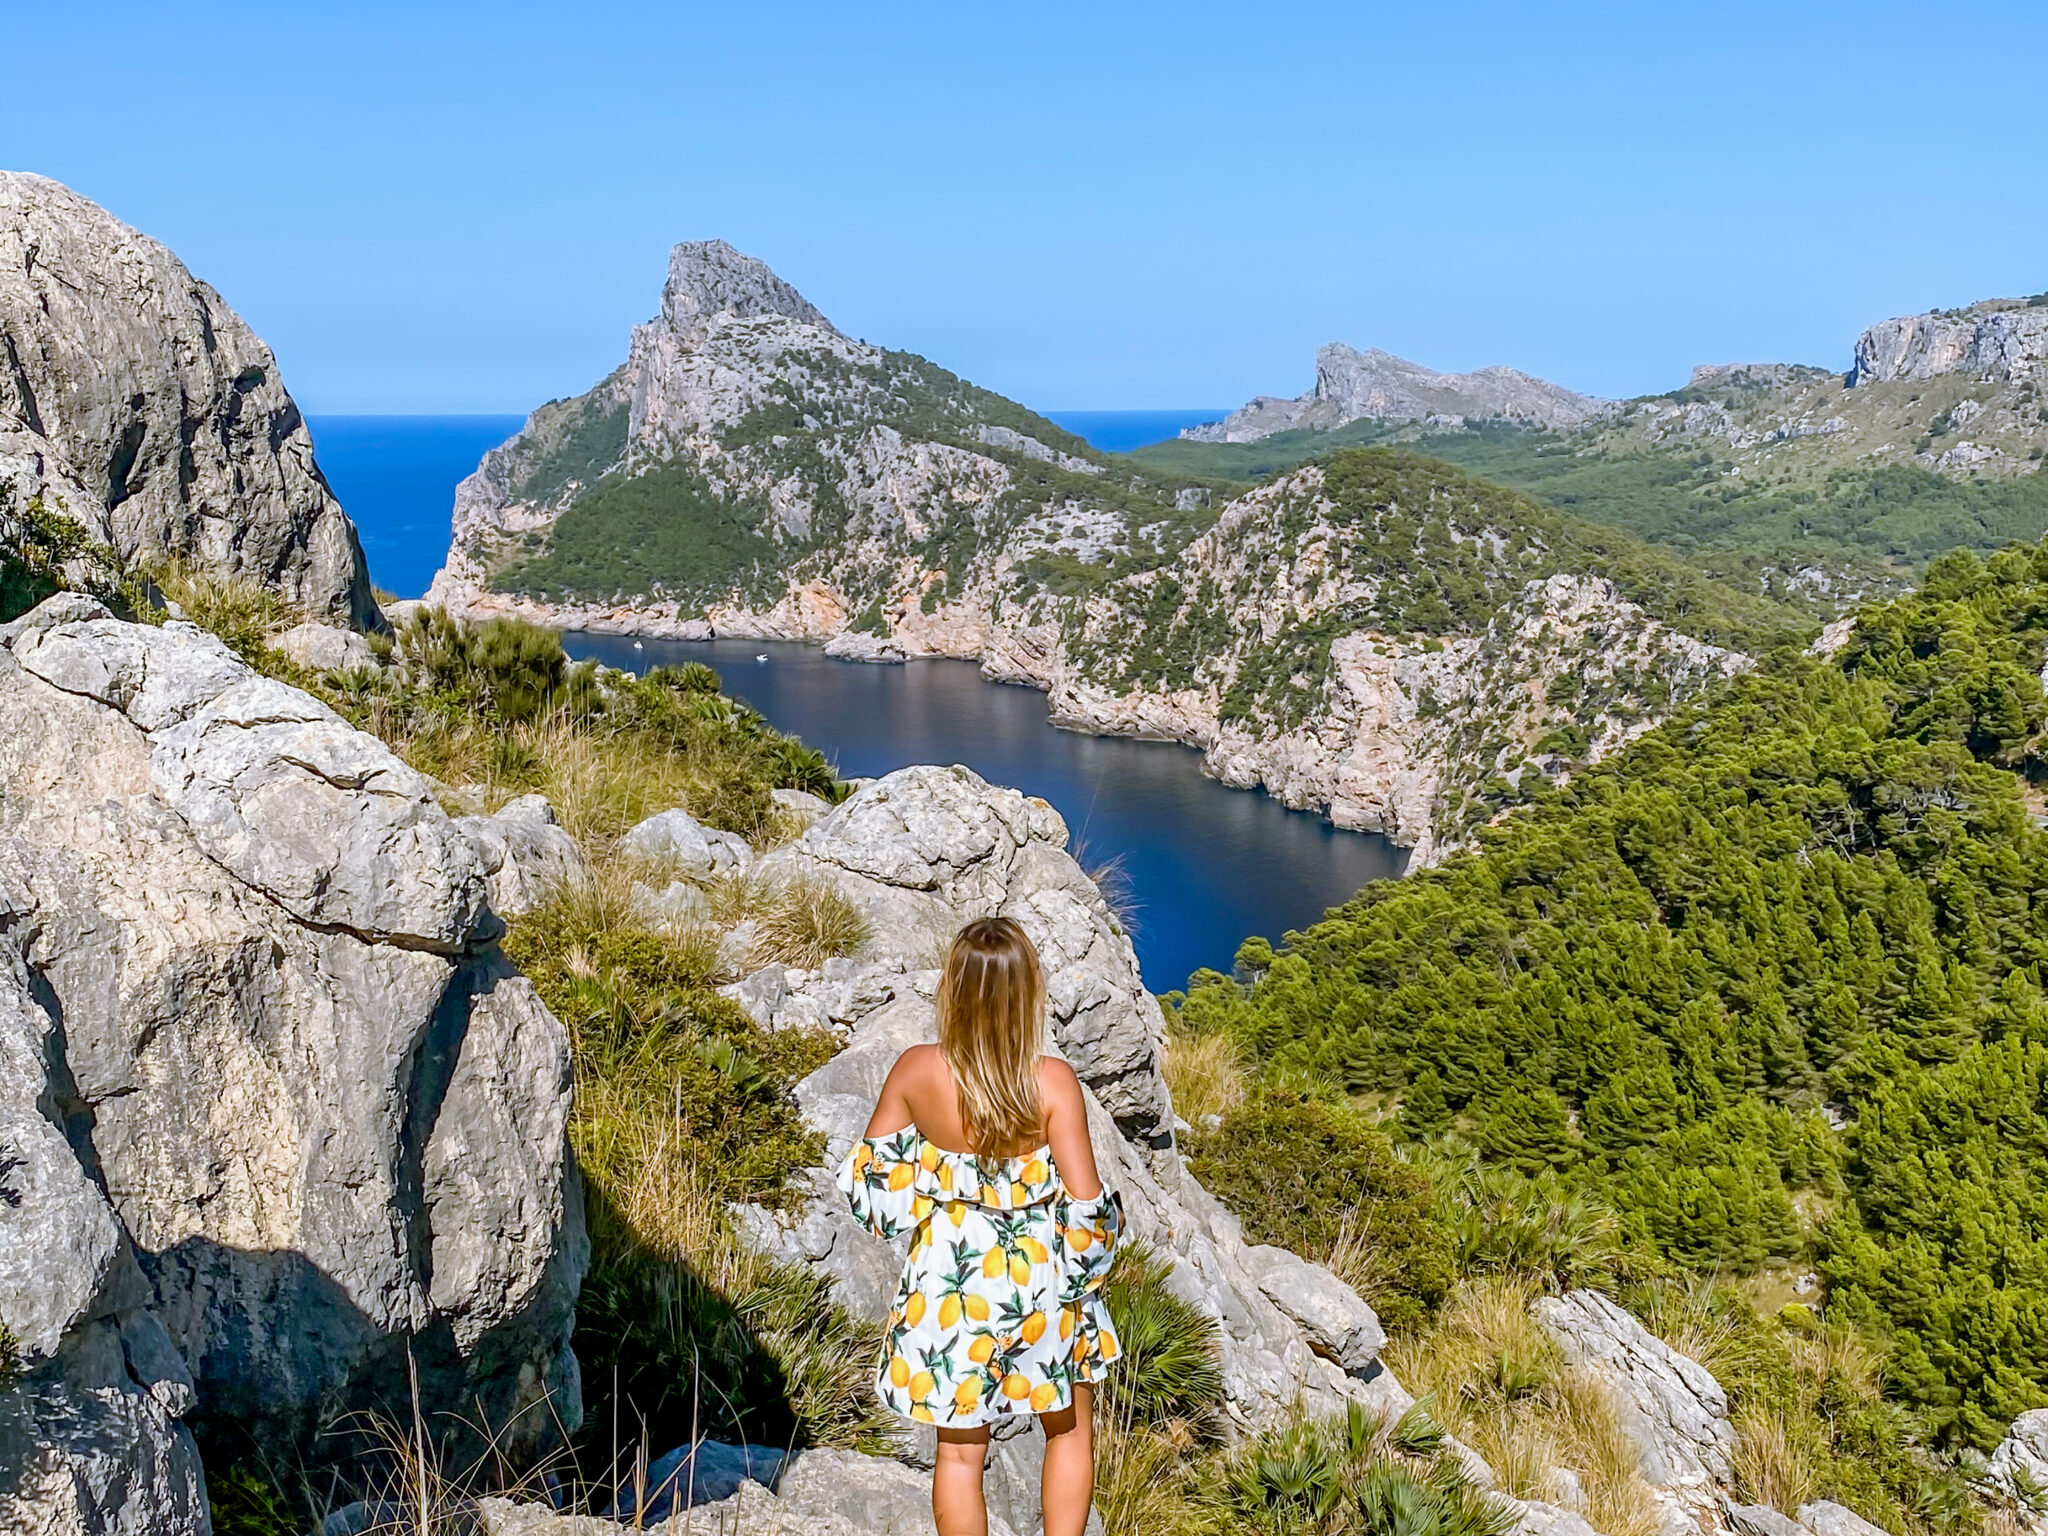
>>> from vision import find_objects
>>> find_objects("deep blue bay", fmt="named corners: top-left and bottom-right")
top-left (565, 635), bottom-right (1406, 990)
top-left (323, 411), bottom-right (1405, 990)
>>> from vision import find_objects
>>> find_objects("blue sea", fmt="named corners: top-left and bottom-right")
top-left (1046, 409), bottom-right (1224, 451)
top-left (307, 414), bottom-right (525, 598)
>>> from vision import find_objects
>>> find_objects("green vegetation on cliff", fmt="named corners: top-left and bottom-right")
top-left (1177, 538), bottom-right (2048, 1455)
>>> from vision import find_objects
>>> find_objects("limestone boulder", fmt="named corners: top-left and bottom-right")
top-left (1797, 1501), bottom-right (1892, 1536)
top-left (0, 597), bottom-right (584, 1530)
top-left (0, 173), bottom-right (379, 629)
top-left (456, 794), bottom-right (587, 918)
top-left (621, 806), bottom-right (751, 878)
top-left (1991, 1409), bottom-right (2048, 1512)
top-left (1240, 1243), bottom-right (1386, 1376)
top-left (272, 621), bottom-right (377, 674)
top-left (1532, 1290), bottom-right (1734, 1498)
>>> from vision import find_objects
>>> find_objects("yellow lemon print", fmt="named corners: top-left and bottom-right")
top-left (946, 1201), bottom-right (966, 1227)
top-left (939, 1293), bottom-right (963, 1329)
top-left (1099, 1331), bottom-right (1120, 1361)
top-left (919, 1142), bottom-right (942, 1173)
top-left (982, 1248), bottom-right (1006, 1279)
top-left (1030, 1382), bottom-right (1060, 1412)
top-left (938, 1161), bottom-right (954, 1192)
top-left (911, 1403), bottom-right (935, 1424)
top-left (887, 1163), bottom-right (916, 1191)
top-left (1008, 1253), bottom-right (1032, 1285)
top-left (968, 1335), bottom-right (996, 1364)
top-left (1002, 1372), bottom-right (1031, 1400)
top-left (1019, 1236), bottom-right (1050, 1265)
top-left (889, 1355), bottom-right (911, 1387)
top-left (953, 1377), bottom-right (984, 1414)
top-left (963, 1294), bottom-right (991, 1322)
top-left (909, 1370), bottom-right (935, 1399)
top-left (852, 1144), bottom-right (873, 1175)
top-left (911, 1194), bottom-right (933, 1221)
top-left (905, 1292), bottom-right (928, 1327)
top-left (1022, 1158), bottom-right (1048, 1185)
top-left (982, 1182), bottom-right (1000, 1206)
top-left (1068, 1226), bottom-right (1093, 1252)
top-left (1059, 1306), bottom-right (1076, 1341)
top-left (1072, 1335), bottom-right (1091, 1363)
top-left (1021, 1310), bottom-right (1047, 1345)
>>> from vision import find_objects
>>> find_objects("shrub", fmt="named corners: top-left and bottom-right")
top-left (1098, 1245), bottom-right (1226, 1439)
top-left (1183, 1087), bottom-right (1454, 1329)
top-left (747, 877), bottom-right (871, 970)
top-left (1160, 1021), bottom-right (1248, 1129)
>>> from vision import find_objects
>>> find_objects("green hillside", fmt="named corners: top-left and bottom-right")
top-left (1135, 419), bottom-right (2048, 605)
top-left (1175, 537), bottom-right (2048, 1451)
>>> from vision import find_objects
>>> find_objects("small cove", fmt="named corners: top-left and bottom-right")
top-left (563, 633), bottom-right (1408, 991)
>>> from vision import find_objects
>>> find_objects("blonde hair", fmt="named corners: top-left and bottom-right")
top-left (936, 917), bottom-right (1047, 1158)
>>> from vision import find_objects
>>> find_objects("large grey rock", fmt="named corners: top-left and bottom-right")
top-left (1851, 303), bottom-right (2048, 385)
top-left (777, 1445), bottom-right (1021, 1536)
top-left (272, 621), bottom-right (376, 673)
top-left (1504, 1498), bottom-right (1604, 1536)
top-left (1798, 1501), bottom-right (1893, 1536)
top-left (1532, 1290), bottom-right (1734, 1495)
top-left (621, 805), bottom-right (751, 877)
top-left (0, 597), bottom-right (584, 1527)
top-left (1239, 1244), bottom-right (1386, 1375)
top-left (1732, 1504), bottom-right (1808, 1536)
top-left (456, 794), bottom-right (587, 918)
top-left (607, 1439), bottom-right (785, 1522)
top-left (0, 173), bottom-right (379, 629)
top-left (1991, 1408), bottom-right (2048, 1515)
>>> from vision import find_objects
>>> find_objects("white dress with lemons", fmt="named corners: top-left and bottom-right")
top-left (836, 1125), bottom-right (1123, 1426)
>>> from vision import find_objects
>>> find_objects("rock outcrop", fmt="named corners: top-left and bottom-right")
top-left (1185, 342), bottom-right (1613, 443)
top-left (0, 172), bottom-right (379, 629)
top-left (0, 596), bottom-right (584, 1535)
top-left (1850, 300), bottom-right (2048, 386)
top-left (1533, 1290), bottom-right (1735, 1529)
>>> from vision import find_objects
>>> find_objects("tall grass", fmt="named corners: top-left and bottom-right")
top-left (1384, 1277), bottom-right (1663, 1536)
top-left (1160, 1021), bottom-right (1248, 1129)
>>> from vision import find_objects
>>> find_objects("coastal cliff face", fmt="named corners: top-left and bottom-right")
top-left (0, 173), bottom-right (379, 629)
top-left (430, 244), bottom-right (1767, 862)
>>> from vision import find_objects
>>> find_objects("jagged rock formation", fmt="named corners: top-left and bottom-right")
top-left (0, 173), bottom-right (379, 629)
top-left (0, 596), bottom-right (583, 1536)
top-left (429, 244), bottom-right (1760, 862)
top-left (1184, 342), bottom-right (1613, 443)
top-left (1851, 299), bottom-right (2048, 385)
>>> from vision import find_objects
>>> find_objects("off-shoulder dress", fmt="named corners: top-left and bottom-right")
top-left (835, 1125), bottom-right (1123, 1426)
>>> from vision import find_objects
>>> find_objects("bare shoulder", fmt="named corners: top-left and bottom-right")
top-left (892, 1041), bottom-right (942, 1078)
top-left (1037, 1055), bottom-right (1084, 1105)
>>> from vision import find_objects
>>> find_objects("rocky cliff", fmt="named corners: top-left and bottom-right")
top-left (0, 173), bottom-right (379, 629)
top-left (0, 596), bottom-right (583, 1535)
top-left (429, 244), bottom-right (1775, 862)
top-left (1184, 342), bottom-right (1614, 443)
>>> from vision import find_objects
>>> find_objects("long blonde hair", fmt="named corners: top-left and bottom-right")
top-left (936, 917), bottom-right (1047, 1158)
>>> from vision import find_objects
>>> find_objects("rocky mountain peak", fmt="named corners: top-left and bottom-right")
top-left (1185, 341), bottom-right (1611, 442)
top-left (657, 238), bottom-right (836, 350)
top-left (0, 172), bottom-right (379, 629)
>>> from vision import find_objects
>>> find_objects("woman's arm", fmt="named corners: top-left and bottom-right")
top-left (1041, 1058), bottom-right (1102, 1199)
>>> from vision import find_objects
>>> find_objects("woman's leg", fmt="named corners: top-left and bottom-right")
top-left (933, 1424), bottom-right (991, 1536)
top-left (1039, 1383), bottom-right (1094, 1536)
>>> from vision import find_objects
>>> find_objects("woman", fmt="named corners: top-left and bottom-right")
top-left (836, 916), bottom-right (1123, 1536)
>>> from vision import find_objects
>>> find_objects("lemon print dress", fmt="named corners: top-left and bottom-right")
top-left (836, 1126), bottom-right (1123, 1426)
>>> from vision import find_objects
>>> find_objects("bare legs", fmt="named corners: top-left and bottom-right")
top-left (934, 1426), bottom-right (990, 1536)
top-left (1040, 1384), bottom-right (1094, 1536)
top-left (932, 1388), bottom-right (1095, 1536)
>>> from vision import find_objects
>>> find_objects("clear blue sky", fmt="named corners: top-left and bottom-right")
top-left (6, 1), bottom-right (2042, 415)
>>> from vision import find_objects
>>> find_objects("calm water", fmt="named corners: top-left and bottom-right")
top-left (308, 414), bottom-right (525, 598)
top-left (1046, 409), bottom-right (1226, 452)
top-left (563, 634), bottom-right (1406, 991)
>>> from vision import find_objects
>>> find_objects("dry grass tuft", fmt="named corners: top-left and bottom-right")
top-left (1731, 1406), bottom-right (1818, 1514)
top-left (1385, 1277), bottom-right (1663, 1536)
top-left (1160, 1024), bottom-right (1249, 1129)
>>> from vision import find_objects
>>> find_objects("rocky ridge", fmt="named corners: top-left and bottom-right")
top-left (1183, 342), bottom-right (1615, 443)
top-left (427, 244), bottom-right (1765, 862)
top-left (0, 173), bottom-right (380, 629)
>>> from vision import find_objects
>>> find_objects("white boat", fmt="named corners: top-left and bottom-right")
top-left (632, 640), bottom-right (643, 650)
top-left (755, 653), bottom-right (769, 663)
